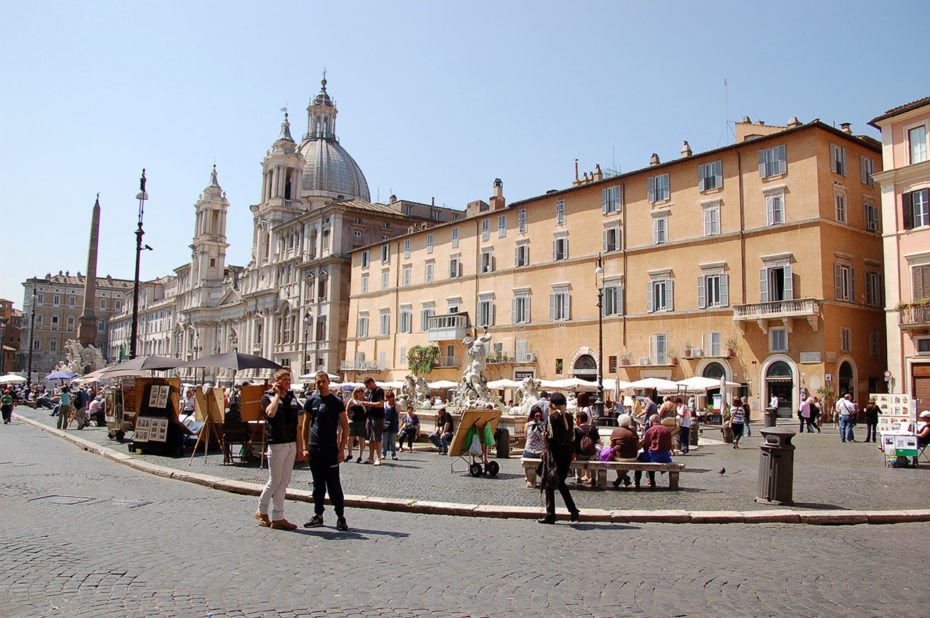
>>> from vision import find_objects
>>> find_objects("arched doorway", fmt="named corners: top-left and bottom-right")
top-left (766, 360), bottom-right (794, 417)
top-left (702, 362), bottom-right (726, 380)
top-left (838, 361), bottom-right (854, 400)
top-left (573, 354), bottom-right (597, 382)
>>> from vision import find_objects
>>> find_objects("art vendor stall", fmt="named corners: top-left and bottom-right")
top-left (127, 377), bottom-right (184, 457)
top-left (874, 393), bottom-right (919, 467)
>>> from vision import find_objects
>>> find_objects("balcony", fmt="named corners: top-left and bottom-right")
top-left (434, 355), bottom-right (459, 368)
top-left (427, 313), bottom-right (470, 342)
top-left (733, 298), bottom-right (821, 334)
top-left (899, 303), bottom-right (930, 330)
top-left (340, 359), bottom-right (385, 372)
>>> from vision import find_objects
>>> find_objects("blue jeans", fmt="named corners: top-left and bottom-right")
top-left (429, 431), bottom-right (453, 453)
top-left (839, 416), bottom-right (855, 442)
top-left (382, 430), bottom-right (397, 457)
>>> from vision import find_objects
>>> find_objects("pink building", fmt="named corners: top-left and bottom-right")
top-left (870, 97), bottom-right (930, 405)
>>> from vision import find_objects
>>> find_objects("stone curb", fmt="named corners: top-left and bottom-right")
top-left (15, 412), bottom-right (930, 526)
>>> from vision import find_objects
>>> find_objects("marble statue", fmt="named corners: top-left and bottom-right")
top-left (65, 339), bottom-right (105, 375)
top-left (450, 327), bottom-right (502, 411)
top-left (510, 376), bottom-right (542, 418)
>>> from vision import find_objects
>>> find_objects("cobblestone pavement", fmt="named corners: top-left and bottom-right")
top-left (1, 417), bottom-right (927, 616)
top-left (13, 405), bottom-right (930, 514)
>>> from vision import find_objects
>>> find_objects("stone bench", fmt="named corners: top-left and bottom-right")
top-left (521, 457), bottom-right (686, 490)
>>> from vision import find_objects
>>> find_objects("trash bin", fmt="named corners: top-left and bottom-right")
top-left (690, 419), bottom-right (699, 446)
top-left (494, 426), bottom-right (510, 459)
top-left (755, 427), bottom-right (796, 505)
top-left (764, 407), bottom-right (777, 427)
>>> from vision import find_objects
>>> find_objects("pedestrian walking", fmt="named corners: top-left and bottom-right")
top-left (302, 371), bottom-right (349, 532)
top-left (677, 397), bottom-right (691, 454)
top-left (1, 388), bottom-right (13, 424)
top-left (729, 397), bottom-right (745, 448)
top-left (381, 391), bottom-right (399, 461)
top-left (741, 396), bottom-right (751, 438)
top-left (255, 369), bottom-right (301, 530)
top-left (538, 392), bottom-right (579, 524)
top-left (864, 398), bottom-right (880, 443)
top-left (57, 386), bottom-right (72, 430)
top-left (836, 394), bottom-right (857, 443)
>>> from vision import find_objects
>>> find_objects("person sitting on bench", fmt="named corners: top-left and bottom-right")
top-left (635, 415), bottom-right (673, 489)
top-left (609, 414), bottom-right (640, 488)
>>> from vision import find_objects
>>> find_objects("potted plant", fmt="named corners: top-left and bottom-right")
top-left (682, 343), bottom-right (693, 359)
top-left (620, 354), bottom-right (631, 366)
top-left (669, 355), bottom-right (679, 365)
top-left (725, 338), bottom-right (737, 358)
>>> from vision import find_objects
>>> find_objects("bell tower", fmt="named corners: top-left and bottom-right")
top-left (191, 165), bottom-right (229, 285)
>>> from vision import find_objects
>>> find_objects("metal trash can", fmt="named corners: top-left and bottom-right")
top-left (764, 407), bottom-right (778, 427)
top-left (494, 426), bottom-right (510, 459)
top-left (755, 427), bottom-right (796, 505)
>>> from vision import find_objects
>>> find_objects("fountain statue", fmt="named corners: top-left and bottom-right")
top-left (510, 376), bottom-right (542, 418)
top-left (64, 339), bottom-right (105, 375)
top-left (450, 327), bottom-right (502, 411)
top-left (399, 374), bottom-right (434, 410)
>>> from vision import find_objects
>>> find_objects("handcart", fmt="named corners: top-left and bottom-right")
top-left (447, 408), bottom-right (501, 477)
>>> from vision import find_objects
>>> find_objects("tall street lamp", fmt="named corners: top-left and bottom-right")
top-left (26, 287), bottom-right (37, 391)
top-left (130, 169), bottom-right (150, 359)
top-left (595, 253), bottom-right (605, 423)
top-left (0, 316), bottom-right (8, 375)
top-left (303, 312), bottom-right (311, 377)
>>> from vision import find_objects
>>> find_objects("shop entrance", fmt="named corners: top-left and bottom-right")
top-left (766, 361), bottom-right (794, 418)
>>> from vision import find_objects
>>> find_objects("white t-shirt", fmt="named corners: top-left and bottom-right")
top-left (678, 403), bottom-right (692, 428)
top-left (836, 398), bottom-right (856, 416)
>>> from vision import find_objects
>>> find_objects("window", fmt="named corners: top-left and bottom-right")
top-left (917, 338), bottom-right (930, 354)
top-left (518, 208), bottom-right (527, 234)
top-left (361, 250), bottom-right (370, 268)
top-left (834, 263), bottom-right (854, 302)
top-left (703, 203), bottom-right (720, 236)
top-left (865, 203), bottom-right (880, 232)
top-left (765, 191), bottom-right (785, 225)
top-left (707, 332), bottom-right (721, 357)
top-left (603, 226), bottom-right (620, 252)
top-left (379, 310), bottom-right (390, 336)
top-left (425, 261), bottom-right (434, 284)
top-left (911, 264), bottom-right (930, 300)
top-left (909, 125), bottom-right (927, 164)
top-left (498, 214), bottom-right (507, 238)
top-left (603, 282), bottom-right (623, 316)
top-left (759, 144), bottom-right (787, 178)
top-left (549, 287), bottom-right (570, 321)
top-left (651, 333), bottom-right (667, 365)
top-left (608, 356), bottom-right (617, 373)
top-left (647, 277), bottom-right (673, 312)
top-left (449, 255), bottom-right (461, 278)
top-left (602, 185), bottom-right (622, 214)
top-left (360, 274), bottom-right (368, 294)
top-left (380, 245), bottom-right (390, 263)
top-left (830, 143), bottom-right (847, 176)
top-left (50, 338), bottom-right (57, 352)
top-left (33, 339), bottom-right (39, 351)
top-left (841, 328), bottom-right (851, 352)
top-left (36, 294), bottom-right (43, 305)
top-left (115, 300), bottom-right (121, 311)
top-left (357, 313), bottom-right (369, 338)
top-left (53, 295), bottom-right (60, 306)
top-left (555, 358), bottom-right (563, 374)
top-left (398, 306), bottom-right (412, 334)
top-left (653, 214), bottom-right (667, 244)
top-left (421, 303), bottom-right (434, 331)
top-left (381, 270), bottom-right (389, 290)
top-left (865, 270), bottom-right (883, 307)
top-left (515, 243), bottom-right (529, 267)
top-left (553, 237), bottom-right (568, 261)
top-left (512, 291), bottom-right (531, 324)
top-left (477, 296), bottom-right (494, 327)
top-left (315, 315), bottom-right (327, 341)
top-left (770, 327), bottom-right (788, 351)
top-left (760, 264), bottom-right (793, 301)
top-left (426, 234), bottom-right (433, 254)
top-left (698, 273), bottom-right (729, 308)
top-left (699, 160), bottom-right (723, 191)
top-left (480, 249), bottom-right (494, 273)
top-left (402, 265), bottom-right (411, 287)
top-left (451, 227), bottom-right (459, 248)
top-left (648, 173), bottom-right (670, 202)
top-left (860, 155), bottom-right (876, 186)
top-left (903, 189), bottom-right (930, 229)
top-left (403, 238), bottom-right (411, 258)
top-left (481, 218), bottom-right (490, 241)
top-left (555, 200), bottom-right (565, 225)
top-left (318, 273), bottom-right (328, 301)
top-left (871, 331), bottom-right (881, 357)
top-left (835, 192), bottom-right (847, 223)
top-left (447, 298), bottom-right (461, 313)
top-left (69, 296), bottom-right (76, 307)
top-left (353, 230), bottom-right (361, 239)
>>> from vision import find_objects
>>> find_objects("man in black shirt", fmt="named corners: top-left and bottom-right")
top-left (362, 377), bottom-right (385, 464)
top-left (302, 371), bottom-right (350, 531)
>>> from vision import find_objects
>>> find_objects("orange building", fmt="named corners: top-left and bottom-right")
top-left (345, 117), bottom-right (885, 417)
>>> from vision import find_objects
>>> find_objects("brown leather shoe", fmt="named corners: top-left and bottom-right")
top-left (270, 518), bottom-right (297, 530)
top-left (254, 511), bottom-right (271, 527)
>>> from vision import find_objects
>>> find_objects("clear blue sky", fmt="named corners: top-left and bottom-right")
top-left (1, 0), bottom-right (927, 307)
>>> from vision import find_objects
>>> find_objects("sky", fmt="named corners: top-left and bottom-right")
top-left (1, 0), bottom-right (928, 307)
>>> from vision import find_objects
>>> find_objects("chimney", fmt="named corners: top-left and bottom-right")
top-left (650, 153), bottom-right (660, 166)
top-left (840, 122), bottom-right (852, 134)
top-left (490, 178), bottom-right (505, 210)
top-left (431, 197), bottom-right (435, 206)
top-left (787, 116), bottom-right (801, 128)
top-left (593, 164), bottom-right (602, 181)
top-left (680, 141), bottom-right (692, 158)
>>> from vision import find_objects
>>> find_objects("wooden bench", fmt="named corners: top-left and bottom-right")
top-left (521, 457), bottom-right (686, 490)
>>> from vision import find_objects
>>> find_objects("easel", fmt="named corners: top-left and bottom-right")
top-left (189, 386), bottom-right (225, 464)
top-left (240, 384), bottom-right (267, 469)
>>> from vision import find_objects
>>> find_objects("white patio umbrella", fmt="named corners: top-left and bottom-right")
top-left (0, 374), bottom-right (27, 384)
top-left (427, 379), bottom-right (458, 390)
top-left (487, 378), bottom-right (522, 389)
top-left (628, 377), bottom-right (680, 391)
top-left (677, 376), bottom-right (741, 392)
top-left (602, 378), bottom-right (633, 392)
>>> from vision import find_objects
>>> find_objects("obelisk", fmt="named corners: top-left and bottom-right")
top-left (78, 194), bottom-right (101, 346)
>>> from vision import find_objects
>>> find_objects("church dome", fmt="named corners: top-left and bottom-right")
top-left (299, 78), bottom-right (371, 202)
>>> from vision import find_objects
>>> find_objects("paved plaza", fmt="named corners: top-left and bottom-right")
top-left (1, 412), bottom-right (928, 616)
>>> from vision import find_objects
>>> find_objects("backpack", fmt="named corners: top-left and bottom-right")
top-left (579, 423), bottom-right (597, 457)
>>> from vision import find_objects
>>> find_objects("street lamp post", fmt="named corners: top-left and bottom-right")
top-left (26, 287), bottom-right (37, 391)
top-left (193, 331), bottom-right (203, 385)
top-left (0, 316), bottom-right (8, 376)
top-left (130, 169), bottom-right (149, 359)
top-left (595, 253), bottom-right (605, 423)
top-left (303, 312), bottom-right (311, 377)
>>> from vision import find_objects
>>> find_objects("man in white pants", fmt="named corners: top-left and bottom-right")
top-left (255, 369), bottom-right (300, 530)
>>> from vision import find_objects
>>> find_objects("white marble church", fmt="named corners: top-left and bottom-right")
top-left (107, 79), bottom-right (462, 383)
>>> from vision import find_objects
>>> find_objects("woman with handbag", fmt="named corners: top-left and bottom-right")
top-left (729, 397), bottom-right (745, 449)
top-left (539, 392), bottom-right (580, 524)
top-left (381, 391), bottom-right (399, 461)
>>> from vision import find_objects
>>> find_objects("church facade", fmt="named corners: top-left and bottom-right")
top-left (107, 79), bottom-right (461, 383)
